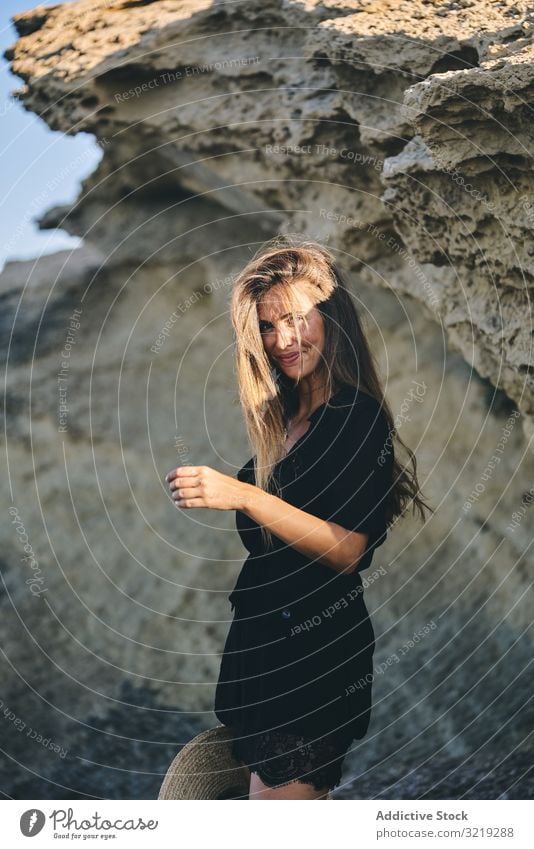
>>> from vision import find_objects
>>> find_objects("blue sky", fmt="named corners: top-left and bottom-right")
top-left (0, 0), bottom-right (102, 272)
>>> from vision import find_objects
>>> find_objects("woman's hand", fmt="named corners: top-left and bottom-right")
top-left (165, 465), bottom-right (250, 511)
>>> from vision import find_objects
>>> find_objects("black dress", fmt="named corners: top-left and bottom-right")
top-left (214, 385), bottom-right (393, 791)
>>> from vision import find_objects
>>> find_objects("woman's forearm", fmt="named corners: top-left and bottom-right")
top-left (239, 483), bottom-right (368, 575)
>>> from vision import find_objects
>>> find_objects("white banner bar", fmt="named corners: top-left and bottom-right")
top-left (2, 799), bottom-right (532, 848)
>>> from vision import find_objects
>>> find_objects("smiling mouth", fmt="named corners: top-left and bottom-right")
top-left (278, 352), bottom-right (301, 362)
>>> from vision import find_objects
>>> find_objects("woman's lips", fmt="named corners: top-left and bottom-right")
top-left (278, 352), bottom-right (300, 364)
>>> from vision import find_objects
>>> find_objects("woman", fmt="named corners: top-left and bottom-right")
top-left (165, 237), bottom-right (432, 799)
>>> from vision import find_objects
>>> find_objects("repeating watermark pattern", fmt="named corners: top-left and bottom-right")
top-left (0, 698), bottom-right (67, 759)
top-left (463, 409), bottom-right (521, 512)
top-left (506, 484), bottom-right (534, 532)
top-left (8, 506), bottom-right (48, 597)
top-left (319, 210), bottom-right (440, 314)
top-left (151, 292), bottom-right (203, 354)
top-left (421, 137), bottom-right (498, 214)
top-left (377, 379), bottom-right (427, 467)
top-left (173, 432), bottom-right (192, 465)
top-left (367, 222), bottom-right (441, 315)
top-left (57, 309), bottom-right (82, 433)
top-left (150, 273), bottom-right (234, 354)
top-left (266, 143), bottom-right (384, 171)
top-left (113, 57), bottom-right (261, 102)
top-left (344, 620), bottom-right (438, 694)
top-left (2, 142), bottom-right (109, 261)
top-left (289, 565), bottom-right (386, 636)
top-left (319, 207), bottom-right (367, 230)
top-left (171, 434), bottom-right (194, 491)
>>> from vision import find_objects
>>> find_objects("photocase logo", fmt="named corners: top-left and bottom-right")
top-left (20, 809), bottom-right (45, 836)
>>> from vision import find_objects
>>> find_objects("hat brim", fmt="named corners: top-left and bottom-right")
top-left (158, 725), bottom-right (250, 799)
top-left (158, 724), bottom-right (334, 799)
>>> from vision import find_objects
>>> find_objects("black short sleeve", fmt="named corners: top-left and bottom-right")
top-left (316, 395), bottom-right (393, 552)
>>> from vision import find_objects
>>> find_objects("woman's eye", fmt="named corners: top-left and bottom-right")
top-left (259, 315), bottom-right (305, 333)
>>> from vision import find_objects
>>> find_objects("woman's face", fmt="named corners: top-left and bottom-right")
top-left (258, 281), bottom-right (326, 380)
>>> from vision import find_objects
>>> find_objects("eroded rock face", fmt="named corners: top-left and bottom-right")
top-left (6, 0), bottom-right (534, 426)
top-left (1, 0), bottom-right (532, 797)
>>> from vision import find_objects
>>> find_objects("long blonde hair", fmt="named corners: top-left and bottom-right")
top-left (230, 235), bottom-right (433, 549)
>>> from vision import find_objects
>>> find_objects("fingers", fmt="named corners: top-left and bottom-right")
top-left (170, 485), bottom-right (199, 500)
top-left (167, 476), bottom-right (201, 492)
top-left (165, 466), bottom-right (201, 483)
top-left (165, 467), bottom-right (205, 509)
top-left (169, 480), bottom-right (200, 498)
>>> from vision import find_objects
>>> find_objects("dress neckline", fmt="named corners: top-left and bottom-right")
top-left (238, 385), bottom-right (363, 471)
top-left (282, 385), bottom-right (358, 458)
top-left (304, 384), bottom-right (358, 421)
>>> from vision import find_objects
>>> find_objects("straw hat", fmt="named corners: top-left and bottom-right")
top-left (158, 724), bottom-right (333, 799)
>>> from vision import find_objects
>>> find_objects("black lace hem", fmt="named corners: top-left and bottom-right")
top-left (229, 725), bottom-right (353, 792)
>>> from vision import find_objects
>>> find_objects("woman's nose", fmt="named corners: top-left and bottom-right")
top-left (275, 325), bottom-right (296, 349)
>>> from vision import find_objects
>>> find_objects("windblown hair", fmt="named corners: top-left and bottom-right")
top-left (230, 235), bottom-right (433, 548)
